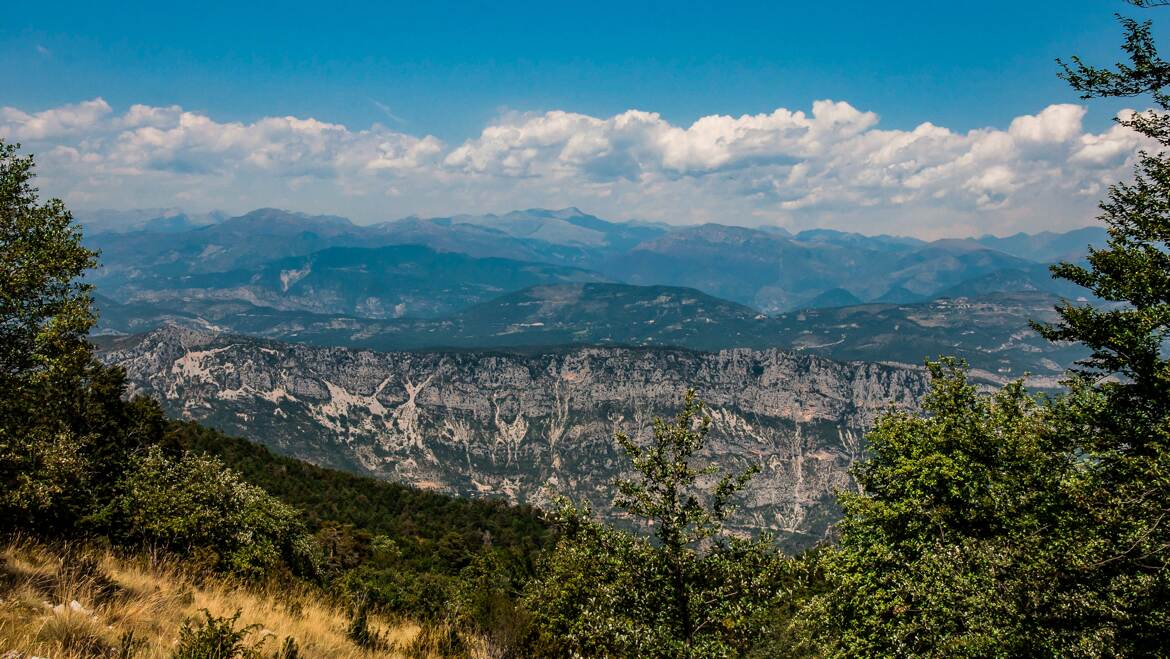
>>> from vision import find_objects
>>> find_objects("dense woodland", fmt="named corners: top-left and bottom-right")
top-left (3, 5), bottom-right (1170, 656)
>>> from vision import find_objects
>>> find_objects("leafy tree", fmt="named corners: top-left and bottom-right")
top-left (797, 362), bottom-right (1096, 656)
top-left (451, 550), bottom-right (532, 656)
top-left (523, 391), bottom-right (789, 657)
top-left (164, 420), bottom-right (550, 580)
top-left (0, 139), bottom-right (97, 521)
top-left (613, 390), bottom-right (759, 649)
top-left (0, 139), bottom-right (167, 528)
top-left (0, 141), bottom-right (561, 622)
top-left (0, 140), bottom-right (95, 382)
top-left (802, 4), bottom-right (1170, 654)
top-left (523, 503), bottom-right (675, 656)
top-left (101, 446), bottom-right (320, 580)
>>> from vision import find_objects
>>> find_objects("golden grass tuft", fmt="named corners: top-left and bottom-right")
top-left (0, 536), bottom-right (430, 658)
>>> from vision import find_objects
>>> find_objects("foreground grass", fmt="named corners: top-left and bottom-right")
top-left (0, 536), bottom-right (433, 658)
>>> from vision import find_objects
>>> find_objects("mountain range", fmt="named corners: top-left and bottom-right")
top-left (86, 206), bottom-right (1099, 384)
top-left (82, 206), bottom-right (1105, 544)
top-left (84, 207), bottom-right (1104, 317)
top-left (95, 285), bottom-right (1081, 386)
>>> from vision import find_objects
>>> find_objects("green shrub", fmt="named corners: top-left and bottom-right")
top-left (452, 551), bottom-right (533, 655)
top-left (102, 446), bottom-right (320, 580)
top-left (172, 609), bottom-right (262, 659)
top-left (402, 621), bottom-right (470, 659)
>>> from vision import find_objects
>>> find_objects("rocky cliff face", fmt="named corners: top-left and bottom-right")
top-left (101, 324), bottom-right (930, 549)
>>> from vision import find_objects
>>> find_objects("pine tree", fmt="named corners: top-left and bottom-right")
top-left (1033, 4), bottom-right (1170, 648)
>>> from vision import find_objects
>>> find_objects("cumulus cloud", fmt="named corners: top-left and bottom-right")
top-left (0, 98), bottom-right (113, 141)
top-left (0, 97), bottom-right (1155, 237)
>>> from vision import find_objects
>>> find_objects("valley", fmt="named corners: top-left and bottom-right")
top-left (7, 8), bottom-right (1166, 652)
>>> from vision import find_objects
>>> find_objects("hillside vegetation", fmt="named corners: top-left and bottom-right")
top-left (0, 139), bottom-right (546, 656)
top-left (0, 538), bottom-right (423, 658)
top-left (95, 286), bottom-right (1083, 385)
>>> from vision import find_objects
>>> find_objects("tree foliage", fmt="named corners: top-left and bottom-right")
top-left (0, 139), bottom-right (557, 649)
top-left (163, 420), bottom-right (549, 581)
top-left (101, 446), bottom-right (320, 580)
top-left (1045, 6), bottom-right (1170, 651)
top-left (0, 140), bottom-right (95, 379)
top-left (1, 139), bottom-right (96, 521)
top-left (801, 6), bottom-right (1170, 655)
top-left (798, 363), bottom-right (1105, 655)
top-left (524, 391), bottom-right (791, 657)
top-left (0, 140), bottom-right (320, 585)
top-left (0, 139), bottom-right (167, 529)
top-left (1050, 10), bottom-right (1170, 427)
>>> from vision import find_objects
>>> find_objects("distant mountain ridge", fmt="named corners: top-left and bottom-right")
top-left (85, 206), bottom-right (1098, 382)
top-left (94, 282), bottom-right (1084, 386)
top-left (85, 207), bottom-right (1106, 316)
top-left (76, 208), bottom-right (229, 234)
top-left (105, 243), bottom-right (608, 319)
top-left (85, 207), bottom-right (1100, 551)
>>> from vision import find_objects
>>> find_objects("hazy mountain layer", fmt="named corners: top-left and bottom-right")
top-left (102, 244), bottom-right (608, 319)
top-left (85, 207), bottom-right (1107, 316)
top-left (95, 285), bottom-right (1084, 386)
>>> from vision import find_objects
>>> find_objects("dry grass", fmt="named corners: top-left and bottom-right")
top-left (0, 536), bottom-right (429, 658)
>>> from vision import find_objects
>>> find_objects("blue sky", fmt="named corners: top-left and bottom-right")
top-left (3, 0), bottom-right (1133, 137)
top-left (0, 1), bottom-right (1162, 236)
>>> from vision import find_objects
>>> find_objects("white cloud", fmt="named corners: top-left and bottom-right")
top-left (0, 98), bottom-right (112, 141)
top-left (0, 97), bottom-right (1155, 237)
top-left (1008, 104), bottom-right (1085, 143)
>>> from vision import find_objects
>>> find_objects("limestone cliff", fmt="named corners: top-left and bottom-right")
top-left (101, 324), bottom-right (930, 549)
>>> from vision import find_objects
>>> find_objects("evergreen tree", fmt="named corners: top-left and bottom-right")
top-left (1036, 3), bottom-right (1170, 648)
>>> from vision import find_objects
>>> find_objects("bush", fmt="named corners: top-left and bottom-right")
top-left (173, 609), bottom-right (262, 659)
top-left (522, 509), bottom-right (671, 656)
top-left (402, 621), bottom-right (470, 659)
top-left (452, 551), bottom-right (533, 656)
top-left (101, 447), bottom-right (320, 580)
